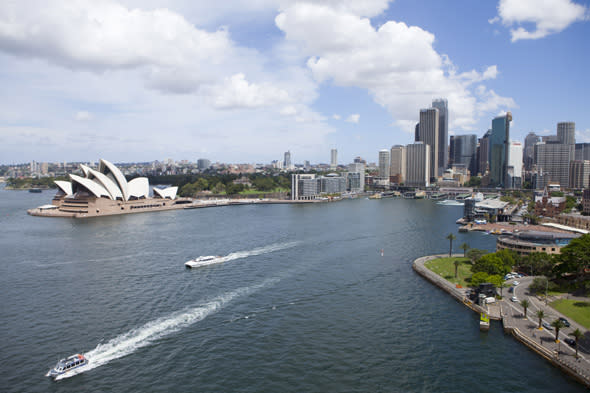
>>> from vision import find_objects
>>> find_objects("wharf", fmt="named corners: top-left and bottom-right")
top-left (184, 198), bottom-right (326, 209)
top-left (413, 255), bottom-right (590, 388)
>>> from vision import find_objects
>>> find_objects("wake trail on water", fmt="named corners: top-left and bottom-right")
top-left (54, 276), bottom-right (281, 380)
top-left (188, 241), bottom-right (300, 267)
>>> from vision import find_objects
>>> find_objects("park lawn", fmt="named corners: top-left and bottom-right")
top-left (424, 257), bottom-right (472, 288)
top-left (550, 299), bottom-right (590, 330)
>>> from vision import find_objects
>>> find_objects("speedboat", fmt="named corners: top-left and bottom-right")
top-left (185, 255), bottom-right (224, 268)
top-left (46, 354), bottom-right (88, 378)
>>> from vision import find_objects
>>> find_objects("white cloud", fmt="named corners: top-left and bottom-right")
top-left (207, 73), bottom-right (290, 109)
top-left (346, 114), bottom-right (360, 123)
top-left (332, 114), bottom-right (341, 120)
top-left (576, 129), bottom-right (590, 143)
top-left (492, 0), bottom-right (588, 42)
top-left (276, 2), bottom-right (515, 132)
top-left (75, 111), bottom-right (93, 121)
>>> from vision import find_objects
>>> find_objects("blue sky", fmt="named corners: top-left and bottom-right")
top-left (0, 0), bottom-right (588, 165)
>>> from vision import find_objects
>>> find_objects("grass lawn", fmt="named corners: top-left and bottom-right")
top-left (550, 299), bottom-right (590, 330)
top-left (424, 257), bottom-right (472, 288)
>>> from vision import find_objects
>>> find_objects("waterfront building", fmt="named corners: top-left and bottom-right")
top-left (450, 134), bottom-right (477, 175)
top-left (524, 132), bottom-right (540, 171)
top-left (320, 174), bottom-right (346, 194)
top-left (378, 149), bottom-right (390, 180)
top-left (569, 160), bottom-right (590, 189)
top-left (507, 141), bottom-right (523, 189)
top-left (534, 188), bottom-right (566, 217)
top-left (405, 142), bottom-right (430, 187)
top-left (347, 162), bottom-right (365, 193)
top-left (497, 231), bottom-right (580, 256)
top-left (418, 108), bottom-right (439, 182)
top-left (432, 98), bottom-right (448, 176)
top-left (389, 145), bottom-right (406, 184)
top-left (330, 149), bottom-right (338, 169)
top-left (291, 174), bottom-right (317, 200)
top-left (489, 112), bottom-right (511, 188)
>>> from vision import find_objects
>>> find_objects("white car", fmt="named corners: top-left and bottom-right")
top-left (513, 281), bottom-right (520, 286)
top-left (510, 296), bottom-right (518, 302)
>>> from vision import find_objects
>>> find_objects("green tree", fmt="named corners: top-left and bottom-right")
top-left (536, 309), bottom-right (545, 329)
top-left (446, 233), bottom-right (456, 257)
top-left (467, 248), bottom-right (488, 264)
top-left (551, 319), bottom-right (566, 342)
top-left (212, 182), bottom-right (225, 194)
top-left (555, 234), bottom-right (590, 284)
top-left (195, 178), bottom-right (209, 191)
top-left (252, 177), bottom-right (275, 192)
top-left (466, 176), bottom-right (481, 187)
top-left (472, 253), bottom-right (509, 276)
top-left (179, 182), bottom-right (198, 197)
top-left (225, 183), bottom-right (244, 195)
top-left (520, 252), bottom-right (553, 277)
top-left (460, 242), bottom-right (470, 257)
top-left (529, 277), bottom-right (549, 293)
top-left (471, 272), bottom-right (491, 287)
top-left (520, 299), bottom-right (530, 318)
top-left (569, 329), bottom-right (584, 359)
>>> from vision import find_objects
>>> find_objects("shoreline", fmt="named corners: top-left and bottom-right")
top-left (413, 254), bottom-right (590, 388)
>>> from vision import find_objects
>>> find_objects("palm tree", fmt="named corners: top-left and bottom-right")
top-left (446, 233), bottom-right (456, 257)
top-left (454, 259), bottom-right (460, 278)
top-left (520, 299), bottom-right (530, 318)
top-left (551, 319), bottom-right (566, 342)
top-left (460, 242), bottom-right (469, 257)
top-left (536, 309), bottom-right (545, 329)
top-left (570, 329), bottom-right (584, 359)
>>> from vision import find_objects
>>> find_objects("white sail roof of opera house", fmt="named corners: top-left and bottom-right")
top-left (55, 159), bottom-right (175, 201)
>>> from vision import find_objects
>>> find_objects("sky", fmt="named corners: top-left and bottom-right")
top-left (0, 0), bottom-right (589, 165)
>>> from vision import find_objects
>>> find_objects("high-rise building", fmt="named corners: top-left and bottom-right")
top-left (418, 108), bottom-right (439, 182)
top-left (390, 145), bottom-right (406, 184)
top-left (478, 130), bottom-right (491, 176)
top-left (489, 112), bottom-right (511, 187)
top-left (414, 123), bottom-right (420, 142)
top-left (557, 122), bottom-right (575, 145)
top-left (347, 162), bottom-right (365, 193)
top-left (405, 142), bottom-right (430, 187)
top-left (354, 156), bottom-right (366, 164)
top-left (575, 143), bottom-right (590, 161)
top-left (569, 160), bottom-right (590, 189)
top-left (524, 132), bottom-right (540, 171)
top-left (507, 141), bottom-right (523, 188)
top-left (378, 149), bottom-right (390, 179)
top-left (197, 158), bottom-right (211, 170)
top-left (450, 134), bottom-right (477, 175)
top-left (330, 149), bottom-right (338, 169)
top-left (432, 98), bottom-right (448, 176)
top-left (284, 151), bottom-right (292, 169)
top-left (534, 143), bottom-right (573, 189)
top-left (291, 174), bottom-right (317, 200)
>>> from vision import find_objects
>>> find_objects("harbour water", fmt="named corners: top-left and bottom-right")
top-left (0, 187), bottom-right (585, 392)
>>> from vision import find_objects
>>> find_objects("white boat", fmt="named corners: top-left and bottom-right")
top-left (185, 255), bottom-right (224, 268)
top-left (46, 353), bottom-right (88, 379)
top-left (437, 199), bottom-right (464, 206)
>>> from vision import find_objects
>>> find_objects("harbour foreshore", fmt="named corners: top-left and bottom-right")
top-left (413, 254), bottom-right (590, 388)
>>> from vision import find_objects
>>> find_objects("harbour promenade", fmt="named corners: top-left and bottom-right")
top-left (414, 255), bottom-right (590, 388)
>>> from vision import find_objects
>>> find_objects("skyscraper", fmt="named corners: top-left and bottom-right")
top-left (569, 160), bottom-right (590, 189)
top-left (489, 112), bottom-right (511, 187)
top-left (557, 122), bottom-right (575, 145)
top-left (418, 108), bottom-right (439, 182)
top-left (284, 151), bottom-right (292, 169)
top-left (347, 162), bottom-right (365, 193)
top-left (390, 145), bottom-right (406, 184)
top-left (330, 149), bottom-right (338, 169)
top-left (450, 134), bottom-right (477, 175)
top-left (523, 132), bottom-right (540, 171)
top-left (378, 149), bottom-right (390, 179)
top-left (478, 130), bottom-right (491, 176)
top-left (432, 98), bottom-right (448, 177)
top-left (507, 141), bottom-right (523, 188)
top-left (406, 142), bottom-right (430, 187)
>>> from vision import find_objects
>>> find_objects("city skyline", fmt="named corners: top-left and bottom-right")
top-left (0, 0), bottom-right (588, 164)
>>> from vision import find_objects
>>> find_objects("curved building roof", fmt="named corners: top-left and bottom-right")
top-left (128, 177), bottom-right (149, 199)
top-left (98, 159), bottom-right (129, 201)
top-left (70, 174), bottom-right (111, 199)
top-left (87, 168), bottom-right (124, 200)
top-left (153, 186), bottom-right (178, 199)
top-left (54, 180), bottom-right (73, 196)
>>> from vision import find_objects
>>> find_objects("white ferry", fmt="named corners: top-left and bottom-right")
top-left (46, 353), bottom-right (88, 378)
top-left (185, 255), bottom-right (224, 268)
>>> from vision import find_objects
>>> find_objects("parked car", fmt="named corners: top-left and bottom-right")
top-left (513, 281), bottom-right (520, 286)
top-left (559, 317), bottom-right (571, 327)
top-left (510, 296), bottom-right (518, 302)
top-left (565, 338), bottom-right (576, 347)
top-left (508, 287), bottom-right (514, 293)
top-left (542, 321), bottom-right (553, 330)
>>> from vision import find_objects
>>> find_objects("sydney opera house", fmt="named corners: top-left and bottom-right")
top-left (28, 159), bottom-right (192, 218)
